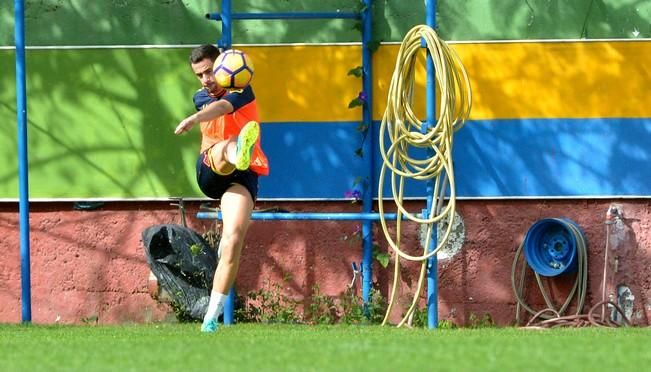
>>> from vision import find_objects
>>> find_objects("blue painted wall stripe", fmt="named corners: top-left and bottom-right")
top-left (257, 118), bottom-right (651, 199)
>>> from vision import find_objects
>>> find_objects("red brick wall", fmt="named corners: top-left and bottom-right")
top-left (1, 200), bottom-right (649, 326)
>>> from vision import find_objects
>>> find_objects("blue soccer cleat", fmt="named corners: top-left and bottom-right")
top-left (201, 318), bottom-right (219, 333)
top-left (235, 121), bottom-right (259, 171)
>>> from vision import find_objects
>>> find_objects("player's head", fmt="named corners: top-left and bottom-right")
top-left (189, 44), bottom-right (222, 94)
top-left (190, 44), bottom-right (220, 64)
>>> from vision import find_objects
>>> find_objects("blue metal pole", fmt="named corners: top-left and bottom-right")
top-left (219, 0), bottom-right (232, 49)
top-left (15, 0), bottom-right (32, 323)
top-left (425, 0), bottom-right (439, 330)
top-left (196, 212), bottom-right (414, 221)
top-left (360, 0), bottom-right (374, 310)
top-left (207, 11), bottom-right (360, 20)
top-left (219, 0), bottom-right (234, 325)
top-left (223, 287), bottom-right (235, 325)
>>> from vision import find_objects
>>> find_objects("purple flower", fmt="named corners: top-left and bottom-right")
top-left (345, 189), bottom-right (362, 201)
top-left (357, 91), bottom-right (367, 103)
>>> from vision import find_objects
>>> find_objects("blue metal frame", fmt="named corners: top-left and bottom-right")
top-left (206, 0), bottom-right (443, 329)
top-left (425, 0), bottom-right (438, 329)
top-left (13, 0), bottom-right (439, 329)
top-left (15, 0), bottom-right (32, 323)
top-left (206, 12), bottom-right (360, 20)
top-left (360, 0), bottom-right (375, 318)
top-left (217, 0), bottom-right (232, 51)
top-left (206, 0), bottom-right (374, 325)
top-left (206, 1), bottom-right (361, 50)
top-left (197, 212), bottom-right (417, 221)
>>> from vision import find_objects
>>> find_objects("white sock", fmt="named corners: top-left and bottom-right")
top-left (204, 291), bottom-right (227, 322)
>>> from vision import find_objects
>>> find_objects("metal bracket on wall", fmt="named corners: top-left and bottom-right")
top-left (169, 197), bottom-right (187, 228)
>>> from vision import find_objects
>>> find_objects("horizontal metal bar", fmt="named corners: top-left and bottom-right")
top-left (196, 211), bottom-right (422, 221)
top-left (2, 38), bottom-right (648, 51)
top-left (3, 194), bottom-right (647, 203)
top-left (206, 12), bottom-right (360, 21)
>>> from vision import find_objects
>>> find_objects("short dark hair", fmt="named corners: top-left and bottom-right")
top-left (190, 44), bottom-right (220, 64)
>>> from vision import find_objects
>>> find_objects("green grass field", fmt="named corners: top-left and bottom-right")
top-left (1, 323), bottom-right (649, 371)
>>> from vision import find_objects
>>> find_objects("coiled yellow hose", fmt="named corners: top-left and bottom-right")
top-left (378, 25), bottom-right (472, 326)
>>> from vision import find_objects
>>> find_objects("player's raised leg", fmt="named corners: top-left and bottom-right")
top-left (235, 121), bottom-right (259, 171)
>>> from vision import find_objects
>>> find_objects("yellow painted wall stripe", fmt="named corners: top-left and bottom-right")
top-left (244, 41), bottom-right (650, 122)
top-left (244, 45), bottom-right (363, 123)
top-left (451, 41), bottom-right (651, 120)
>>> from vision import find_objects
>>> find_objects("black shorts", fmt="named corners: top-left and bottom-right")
top-left (196, 151), bottom-right (259, 201)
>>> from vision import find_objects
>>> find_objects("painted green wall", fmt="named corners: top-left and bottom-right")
top-left (438, 0), bottom-right (650, 40)
top-left (0, 48), bottom-right (202, 198)
top-left (0, 0), bottom-right (413, 45)
top-left (1, 0), bottom-right (648, 46)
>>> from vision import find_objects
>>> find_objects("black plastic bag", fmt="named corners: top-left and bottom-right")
top-left (142, 224), bottom-right (218, 320)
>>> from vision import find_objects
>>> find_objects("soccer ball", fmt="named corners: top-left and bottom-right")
top-left (213, 49), bottom-right (254, 90)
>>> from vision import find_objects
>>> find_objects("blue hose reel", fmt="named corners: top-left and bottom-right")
top-left (523, 218), bottom-right (587, 277)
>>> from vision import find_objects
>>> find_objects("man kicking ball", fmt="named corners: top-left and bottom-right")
top-left (175, 44), bottom-right (269, 332)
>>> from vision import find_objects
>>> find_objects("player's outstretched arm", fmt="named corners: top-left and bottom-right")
top-left (174, 99), bottom-right (235, 135)
top-left (174, 114), bottom-right (198, 134)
